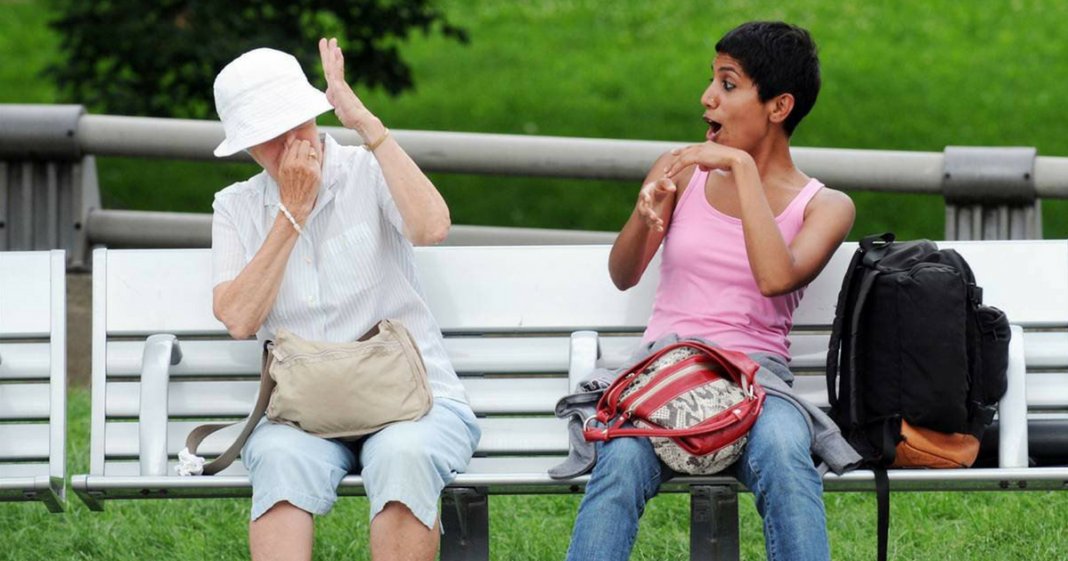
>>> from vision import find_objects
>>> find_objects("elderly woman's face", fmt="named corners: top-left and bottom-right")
top-left (248, 120), bottom-right (322, 179)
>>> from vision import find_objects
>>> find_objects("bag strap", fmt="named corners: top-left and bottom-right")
top-left (826, 233), bottom-right (892, 413)
top-left (874, 466), bottom-right (890, 561)
top-left (185, 321), bottom-right (386, 476)
top-left (597, 341), bottom-right (759, 420)
top-left (185, 342), bottom-right (276, 476)
top-left (588, 342), bottom-right (762, 441)
top-left (587, 395), bottom-right (764, 441)
top-left (826, 246), bottom-right (864, 409)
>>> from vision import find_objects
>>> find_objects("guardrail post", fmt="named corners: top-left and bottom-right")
top-left (943, 146), bottom-right (1039, 240)
top-left (0, 104), bottom-right (100, 269)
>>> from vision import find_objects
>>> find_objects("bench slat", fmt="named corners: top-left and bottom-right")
top-left (106, 337), bottom-right (588, 377)
top-left (796, 241), bottom-right (1068, 328)
top-left (0, 463), bottom-right (51, 478)
top-left (0, 424), bottom-right (50, 461)
top-left (0, 252), bottom-right (53, 338)
top-left (0, 343), bottom-right (51, 380)
top-left (102, 417), bottom-right (569, 458)
top-left (0, 383), bottom-right (50, 420)
top-left (105, 378), bottom-right (569, 418)
top-left (101, 455), bottom-right (570, 478)
top-left (1026, 373), bottom-right (1068, 409)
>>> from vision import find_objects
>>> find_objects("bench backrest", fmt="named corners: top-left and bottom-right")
top-left (0, 250), bottom-right (66, 510)
top-left (89, 241), bottom-right (1068, 477)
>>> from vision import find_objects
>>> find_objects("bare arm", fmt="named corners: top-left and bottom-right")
top-left (608, 152), bottom-right (687, 291)
top-left (319, 37), bottom-right (449, 246)
top-left (732, 160), bottom-right (855, 295)
top-left (213, 215), bottom-right (300, 339)
top-left (213, 138), bottom-right (321, 339)
top-left (665, 144), bottom-right (855, 296)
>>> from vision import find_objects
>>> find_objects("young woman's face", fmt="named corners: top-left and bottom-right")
top-left (248, 120), bottom-right (322, 179)
top-left (700, 54), bottom-right (773, 151)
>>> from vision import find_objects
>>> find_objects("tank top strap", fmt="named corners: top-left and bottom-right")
top-left (673, 167), bottom-right (710, 218)
top-left (778, 178), bottom-right (824, 222)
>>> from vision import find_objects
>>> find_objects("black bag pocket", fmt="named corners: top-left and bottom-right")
top-left (893, 263), bottom-right (971, 433)
top-left (975, 305), bottom-right (1010, 405)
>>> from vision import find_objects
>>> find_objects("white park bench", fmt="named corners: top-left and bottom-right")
top-left (72, 241), bottom-right (1068, 560)
top-left (0, 250), bottom-right (67, 512)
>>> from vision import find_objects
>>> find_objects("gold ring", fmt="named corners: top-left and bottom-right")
top-left (308, 152), bottom-right (318, 159)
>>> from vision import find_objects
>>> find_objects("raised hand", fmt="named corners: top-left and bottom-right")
top-left (636, 177), bottom-right (677, 232)
top-left (663, 142), bottom-right (750, 180)
top-left (318, 37), bottom-right (379, 137)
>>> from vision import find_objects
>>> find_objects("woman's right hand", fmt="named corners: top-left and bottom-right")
top-left (636, 177), bottom-right (677, 232)
top-left (277, 137), bottom-right (322, 224)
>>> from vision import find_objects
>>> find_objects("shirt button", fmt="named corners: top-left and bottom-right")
top-left (305, 256), bottom-right (312, 264)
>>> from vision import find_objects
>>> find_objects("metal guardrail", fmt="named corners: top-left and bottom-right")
top-left (73, 114), bottom-right (1068, 197)
top-left (4, 105), bottom-right (1068, 268)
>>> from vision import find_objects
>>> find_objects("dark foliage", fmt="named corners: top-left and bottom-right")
top-left (47, 0), bottom-right (467, 118)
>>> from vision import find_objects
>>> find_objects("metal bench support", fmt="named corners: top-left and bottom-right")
top-left (441, 487), bottom-right (490, 561)
top-left (690, 485), bottom-right (740, 561)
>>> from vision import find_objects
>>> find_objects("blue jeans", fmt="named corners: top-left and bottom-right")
top-left (565, 396), bottom-right (829, 561)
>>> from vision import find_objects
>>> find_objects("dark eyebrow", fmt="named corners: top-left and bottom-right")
top-left (714, 64), bottom-right (741, 77)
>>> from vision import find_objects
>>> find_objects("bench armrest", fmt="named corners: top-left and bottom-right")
top-left (568, 330), bottom-right (601, 393)
top-left (998, 325), bottom-right (1029, 468)
top-left (139, 334), bottom-right (183, 476)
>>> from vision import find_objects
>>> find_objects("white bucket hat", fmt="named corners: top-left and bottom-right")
top-left (212, 48), bottom-right (334, 157)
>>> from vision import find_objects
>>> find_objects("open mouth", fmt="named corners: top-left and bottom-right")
top-left (703, 116), bottom-right (722, 138)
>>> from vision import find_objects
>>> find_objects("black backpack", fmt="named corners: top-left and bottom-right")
top-left (826, 233), bottom-right (1011, 561)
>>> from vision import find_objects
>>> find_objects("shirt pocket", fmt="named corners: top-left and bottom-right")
top-left (321, 222), bottom-right (384, 292)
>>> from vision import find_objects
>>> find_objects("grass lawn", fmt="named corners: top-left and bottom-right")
top-left (2, 388), bottom-right (1067, 560)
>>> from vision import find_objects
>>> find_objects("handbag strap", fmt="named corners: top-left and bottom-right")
top-left (184, 321), bottom-right (387, 476)
top-left (185, 342), bottom-right (276, 476)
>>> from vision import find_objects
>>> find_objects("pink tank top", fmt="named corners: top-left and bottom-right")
top-left (642, 168), bottom-right (824, 359)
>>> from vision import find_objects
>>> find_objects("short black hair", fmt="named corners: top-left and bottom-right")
top-left (715, 21), bottom-right (820, 136)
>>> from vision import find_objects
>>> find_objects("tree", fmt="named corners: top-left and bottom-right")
top-left (47, 0), bottom-right (467, 118)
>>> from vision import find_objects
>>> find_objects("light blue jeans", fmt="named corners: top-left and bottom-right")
top-left (564, 395), bottom-right (829, 561)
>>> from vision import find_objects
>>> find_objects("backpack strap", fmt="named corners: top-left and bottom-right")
top-left (825, 247), bottom-right (863, 409)
top-left (874, 466), bottom-right (890, 561)
top-left (827, 233), bottom-right (894, 420)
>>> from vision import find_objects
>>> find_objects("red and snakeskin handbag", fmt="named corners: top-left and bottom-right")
top-left (583, 341), bottom-right (766, 474)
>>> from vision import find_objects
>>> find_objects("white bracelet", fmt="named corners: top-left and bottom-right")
top-left (277, 202), bottom-right (303, 237)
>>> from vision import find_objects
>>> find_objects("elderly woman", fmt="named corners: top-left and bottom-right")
top-left (209, 38), bottom-right (479, 561)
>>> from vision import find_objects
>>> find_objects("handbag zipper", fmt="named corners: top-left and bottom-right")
top-left (623, 360), bottom-right (709, 417)
top-left (274, 341), bottom-right (393, 363)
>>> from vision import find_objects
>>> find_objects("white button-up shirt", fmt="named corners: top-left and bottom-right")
top-left (211, 134), bottom-right (467, 403)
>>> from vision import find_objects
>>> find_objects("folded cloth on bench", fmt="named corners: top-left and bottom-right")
top-left (550, 334), bottom-right (862, 480)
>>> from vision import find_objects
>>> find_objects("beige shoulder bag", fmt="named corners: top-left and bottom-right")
top-left (179, 319), bottom-right (433, 476)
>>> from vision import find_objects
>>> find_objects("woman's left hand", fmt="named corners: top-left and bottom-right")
top-left (319, 37), bottom-right (381, 138)
top-left (663, 142), bottom-right (752, 180)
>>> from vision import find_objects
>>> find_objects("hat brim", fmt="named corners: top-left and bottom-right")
top-left (214, 90), bottom-right (334, 157)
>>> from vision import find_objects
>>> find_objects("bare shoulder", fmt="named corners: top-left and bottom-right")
top-left (647, 148), bottom-right (696, 193)
top-left (806, 186), bottom-right (855, 221)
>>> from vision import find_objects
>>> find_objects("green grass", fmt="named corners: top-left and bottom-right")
top-left (5, 0), bottom-right (1068, 238)
top-left (2, 388), bottom-right (1067, 560)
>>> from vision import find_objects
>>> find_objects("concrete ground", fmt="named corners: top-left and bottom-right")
top-left (67, 273), bottom-right (92, 387)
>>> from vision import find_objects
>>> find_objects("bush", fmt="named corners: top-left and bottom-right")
top-left (47, 0), bottom-right (467, 118)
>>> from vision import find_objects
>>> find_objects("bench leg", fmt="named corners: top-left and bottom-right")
top-left (690, 485), bottom-right (739, 561)
top-left (441, 487), bottom-right (489, 561)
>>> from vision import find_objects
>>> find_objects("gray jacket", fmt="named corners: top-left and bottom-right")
top-left (549, 334), bottom-right (862, 480)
